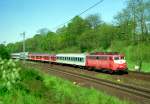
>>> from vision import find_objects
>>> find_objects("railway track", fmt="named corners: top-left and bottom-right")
top-left (24, 61), bottom-right (150, 104)
top-left (47, 66), bottom-right (150, 100)
top-left (129, 71), bottom-right (150, 79)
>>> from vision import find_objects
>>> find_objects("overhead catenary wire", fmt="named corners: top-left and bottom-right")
top-left (52, 0), bottom-right (104, 30)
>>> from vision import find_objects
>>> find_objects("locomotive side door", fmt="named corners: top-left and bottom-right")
top-left (96, 56), bottom-right (101, 69)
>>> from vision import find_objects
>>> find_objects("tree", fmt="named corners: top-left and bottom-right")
top-left (85, 14), bottom-right (102, 29)
top-left (114, 0), bottom-right (150, 41)
top-left (0, 44), bottom-right (10, 59)
top-left (67, 16), bottom-right (90, 36)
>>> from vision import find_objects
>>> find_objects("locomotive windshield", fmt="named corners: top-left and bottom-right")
top-left (114, 57), bottom-right (119, 60)
top-left (114, 56), bottom-right (125, 60)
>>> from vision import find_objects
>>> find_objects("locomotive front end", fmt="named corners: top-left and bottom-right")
top-left (113, 55), bottom-right (128, 72)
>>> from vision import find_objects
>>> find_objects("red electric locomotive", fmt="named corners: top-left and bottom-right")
top-left (86, 52), bottom-right (127, 73)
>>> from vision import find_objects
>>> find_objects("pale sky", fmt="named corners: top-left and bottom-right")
top-left (0, 0), bottom-right (126, 44)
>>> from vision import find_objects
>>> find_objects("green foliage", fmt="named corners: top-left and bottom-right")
top-left (79, 30), bottom-right (98, 52)
top-left (0, 44), bottom-right (10, 59)
top-left (43, 73), bottom-right (130, 104)
top-left (0, 59), bottom-right (20, 90)
top-left (85, 13), bottom-right (102, 29)
top-left (0, 65), bottom-right (130, 104)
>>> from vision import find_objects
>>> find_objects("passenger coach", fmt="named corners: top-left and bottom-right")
top-left (56, 54), bottom-right (86, 66)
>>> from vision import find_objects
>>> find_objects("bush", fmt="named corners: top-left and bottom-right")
top-left (0, 44), bottom-right (10, 59)
top-left (0, 59), bottom-right (21, 90)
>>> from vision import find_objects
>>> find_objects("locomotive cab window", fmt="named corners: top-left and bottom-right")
top-left (121, 56), bottom-right (125, 59)
top-left (114, 57), bottom-right (119, 60)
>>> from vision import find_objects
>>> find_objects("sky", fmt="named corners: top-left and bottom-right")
top-left (0, 0), bottom-right (126, 44)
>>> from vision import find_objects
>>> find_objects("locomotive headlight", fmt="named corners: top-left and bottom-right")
top-left (114, 60), bottom-right (126, 64)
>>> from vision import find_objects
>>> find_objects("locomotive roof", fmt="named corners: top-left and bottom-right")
top-left (90, 52), bottom-right (119, 55)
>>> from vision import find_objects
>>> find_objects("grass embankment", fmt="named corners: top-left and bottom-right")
top-left (0, 60), bottom-right (131, 104)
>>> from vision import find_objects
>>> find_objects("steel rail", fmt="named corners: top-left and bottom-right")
top-left (47, 67), bottom-right (150, 100)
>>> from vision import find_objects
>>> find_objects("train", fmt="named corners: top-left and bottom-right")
top-left (11, 52), bottom-right (128, 73)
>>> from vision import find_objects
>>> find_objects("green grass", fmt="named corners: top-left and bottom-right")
top-left (0, 62), bottom-right (132, 104)
top-left (127, 60), bottom-right (150, 72)
top-left (96, 74), bottom-right (112, 80)
top-left (43, 74), bottom-right (130, 104)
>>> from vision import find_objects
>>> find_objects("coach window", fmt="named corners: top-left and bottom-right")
top-left (104, 56), bottom-right (106, 60)
top-left (78, 57), bottom-right (80, 62)
top-left (81, 58), bottom-right (83, 62)
top-left (96, 56), bottom-right (99, 60)
top-left (80, 58), bottom-right (82, 62)
top-left (90, 56), bottom-right (93, 60)
top-left (78, 58), bottom-right (81, 62)
top-left (90, 56), bottom-right (93, 59)
top-left (74, 57), bottom-right (76, 61)
top-left (99, 56), bottom-right (101, 60)
top-left (103, 56), bottom-right (107, 60)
